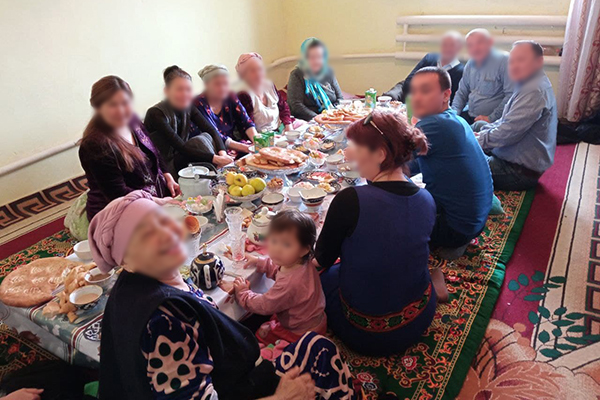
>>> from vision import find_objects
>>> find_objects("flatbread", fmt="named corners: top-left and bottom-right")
top-left (245, 154), bottom-right (305, 170)
top-left (259, 147), bottom-right (307, 165)
top-left (0, 257), bottom-right (82, 307)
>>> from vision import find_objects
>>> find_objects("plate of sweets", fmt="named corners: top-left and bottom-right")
top-left (239, 147), bottom-right (308, 175)
top-left (314, 101), bottom-right (370, 125)
top-left (316, 181), bottom-right (341, 194)
top-left (299, 170), bottom-right (340, 184)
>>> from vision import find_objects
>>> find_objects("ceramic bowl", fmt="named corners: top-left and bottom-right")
top-left (300, 187), bottom-right (327, 210)
top-left (195, 215), bottom-right (209, 228)
top-left (73, 240), bottom-right (92, 261)
top-left (70, 285), bottom-right (103, 311)
top-left (84, 267), bottom-right (115, 290)
top-left (261, 192), bottom-right (285, 211)
top-left (287, 187), bottom-right (302, 203)
top-left (326, 154), bottom-right (344, 169)
top-left (342, 170), bottom-right (361, 185)
top-left (285, 130), bottom-right (301, 142)
top-left (275, 140), bottom-right (289, 148)
top-left (377, 95), bottom-right (392, 106)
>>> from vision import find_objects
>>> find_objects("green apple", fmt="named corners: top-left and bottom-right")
top-left (228, 185), bottom-right (243, 197)
top-left (241, 184), bottom-right (256, 196)
top-left (249, 177), bottom-right (266, 193)
top-left (233, 174), bottom-right (248, 187)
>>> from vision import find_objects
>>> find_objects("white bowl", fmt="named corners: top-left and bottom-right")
top-left (285, 130), bottom-right (301, 142)
top-left (275, 140), bottom-right (289, 148)
top-left (326, 153), bottom-right (344, 167)
top-left (73, 240), bottom-right (92, 260)
top-left (85, 267), bottom-right (115, 289)
top-left (262, 192), bottom-right (285, 211)
top-left (287, 187), bottom-right (302, 203)
top-left (300, 188), bottom-right (327, 210)
top-left (70, 285), bottom-right (103, 310)
top-left (378, 95), bottom-right (392, 106)
top-left (195, 215), bottom-right (209, 228)
top-left (163, 205), bottom-right (186, 220)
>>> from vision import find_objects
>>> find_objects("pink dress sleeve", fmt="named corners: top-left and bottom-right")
top-left (254, 257), bottom-right (280, 280)
top-left (235, 275), bottom-right (294, 316)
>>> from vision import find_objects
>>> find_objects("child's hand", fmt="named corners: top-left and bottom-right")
top-left (243, 254), bottom-right (259, 269)
top-left (219, 280), bottom-right (234, 295)
top-left (233, 277), bottom-right (250, 293)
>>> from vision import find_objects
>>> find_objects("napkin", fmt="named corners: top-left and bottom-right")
top-left (214, 189), bottom-right (226, 223)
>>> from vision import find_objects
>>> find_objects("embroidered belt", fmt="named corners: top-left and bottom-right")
top-left (340, 282), bottom-right (432, 333)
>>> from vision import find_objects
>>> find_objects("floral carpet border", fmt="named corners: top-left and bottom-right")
top-left (444, 189), bottom-right (535, 399)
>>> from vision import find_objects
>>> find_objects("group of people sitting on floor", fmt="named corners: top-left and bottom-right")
top-left (64, 29), bottom-right (557, 399)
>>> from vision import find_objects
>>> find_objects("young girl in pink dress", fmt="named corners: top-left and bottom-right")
top-left (233, 209), bottom-right (326, 345)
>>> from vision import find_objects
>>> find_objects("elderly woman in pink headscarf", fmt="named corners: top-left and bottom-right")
top-left (237, 53), bottom-right (301, 133)
top-left (89, 190), bottom-right (356, 400)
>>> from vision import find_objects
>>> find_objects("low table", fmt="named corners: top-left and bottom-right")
top-left (0, 152), bottom-right (356, 368)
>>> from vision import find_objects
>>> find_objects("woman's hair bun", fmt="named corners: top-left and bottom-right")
top-left (163, 65), bottom-right (191, 85)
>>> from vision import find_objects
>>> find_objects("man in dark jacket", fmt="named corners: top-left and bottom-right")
top-left (384, 31), bottom-right (464, 103)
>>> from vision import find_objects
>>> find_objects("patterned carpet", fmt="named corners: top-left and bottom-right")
top-left (457, 143), bottom-right (600, 400)
top-left (0, 323), bottom-right (59, 381)
top-left (333, 189), bottom-right (535, 399)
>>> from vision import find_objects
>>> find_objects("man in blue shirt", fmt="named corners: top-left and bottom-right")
top-left (451, 29), bottom-right (513, 125)
top-left (410, 66), bottom-right (493, 302)
top-left (411, 67), bottom-right (493, 249)
top-left (474, 41), bottom-right (557, 190)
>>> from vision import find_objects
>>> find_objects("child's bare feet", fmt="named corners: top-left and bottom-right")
top-left (430, 268), bottom-right (449, 303)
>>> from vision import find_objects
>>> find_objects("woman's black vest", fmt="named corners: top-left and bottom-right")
top-left (99, 270), bottom-right (278, 399)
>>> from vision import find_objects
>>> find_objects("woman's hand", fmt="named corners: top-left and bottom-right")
top-left (233, 277), bottom-right (250, 293)
top-left (212, 154), bottom-right (234, 168)
top-left (272, 367), bottom-right (315, 400)
top-left (164, 173), bottom-right (181, 197)
top-left (2, 388), bottom-right (44, 400)
top-left (246, 127), bottom-right (257, 143)
top-left (228, 141), bottom-right (252, 154)
top-left (243, 254), bottom-right (259, 269)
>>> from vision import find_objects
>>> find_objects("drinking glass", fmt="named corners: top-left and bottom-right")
top-left (230, 232), bottom-right (246, 266)
top-left (224, 207), bottom-right (243, 234)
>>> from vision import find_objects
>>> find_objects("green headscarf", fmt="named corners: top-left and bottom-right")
top-left (298, 38), bottom-right (333, 113)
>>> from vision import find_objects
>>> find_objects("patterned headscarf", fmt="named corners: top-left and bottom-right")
top-left (235, 52), bottom-right (263, 76)
top-left (298, 38), bottom-right (333, 113)
top-left (198, 64), bottom-right (229, 83)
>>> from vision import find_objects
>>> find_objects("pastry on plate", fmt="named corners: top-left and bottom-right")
top-left (0, 257), bottom-right (82, 308)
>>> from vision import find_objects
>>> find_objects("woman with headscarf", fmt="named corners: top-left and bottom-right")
top-left (90, 191), bottom-right (356, 400)
top-left (287, 38), bottom-right (344, 121)
top-left (78, 76), bottom-right (179, 223)
top-left (145, 66), bottom-right (233, 174)
top-left (236, 53), bottom-right (298, 133)
top-left (193, 65), bottom-right (256, 155)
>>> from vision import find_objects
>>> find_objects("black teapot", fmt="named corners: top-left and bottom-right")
top-left (190, 243), bottom-right (224, 290)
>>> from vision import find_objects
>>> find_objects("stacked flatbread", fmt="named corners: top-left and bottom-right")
top-left (0, 257), bottom-right (82, 307)
top-left (244, 147), bottom-right (308, 170)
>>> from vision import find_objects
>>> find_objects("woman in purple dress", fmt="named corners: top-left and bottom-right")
top-left (194, 65), bottom-right (257, 156)
top-left (79, 76), bottom-right (180, 221)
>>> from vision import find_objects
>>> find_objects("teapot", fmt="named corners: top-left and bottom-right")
top-left (247, 207), bottom-right (275, 245)
top-left (190, 243), bottom-right (224, 291)
top-left (178, 163), bottom-right (217, 199)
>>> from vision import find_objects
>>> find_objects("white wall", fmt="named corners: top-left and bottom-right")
top-left (0, 0), bottom-right (286, 204)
